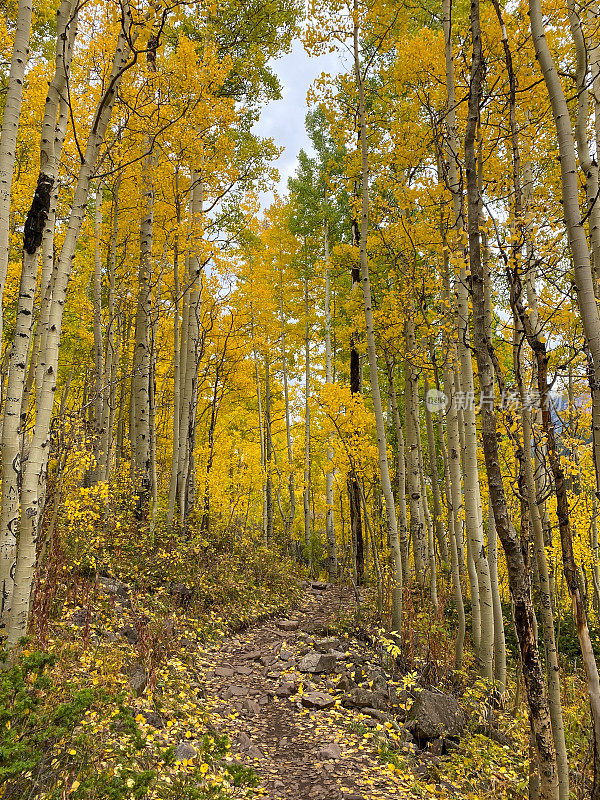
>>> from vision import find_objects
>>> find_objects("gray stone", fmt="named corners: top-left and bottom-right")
top-left (406, 689), bottom-right (466, 741)
top-left (275, 680), bottom-right (297, 697)
top-left (298, 652), bottom-right (337, 674)
top-left (175, 742), bottom-right (196, 761)
top-left (301, 691), bottom-right (336, 709)
top-left (315, 638), bottom-right (341, 652)
top-left (242, 699), bottom-right (260, 714)
top-left (371, 674), bottom-right (388, 694)
top-left (319, 743), bottom-right (342, 759)
top-left (214, 666), bottom-right (235, 677)
top-left (224, 685), bottom-right (246, 699)
top-left (276, 619), bottom-right (299, 631)
top-left (236, 732), bottom-right (262, 757)
top-left (336, 675), bottom-right (355, 692)
top-left (343, 687), bottom-right (388, 710)
top-left (311, 581), bottom-right (329, 590)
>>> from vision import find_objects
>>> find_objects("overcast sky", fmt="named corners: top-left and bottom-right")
top-left (252, 39), bottom-right (343, 209)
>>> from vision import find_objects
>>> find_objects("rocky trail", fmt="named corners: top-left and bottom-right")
top-left (193, 582), bottom-right (465, 800)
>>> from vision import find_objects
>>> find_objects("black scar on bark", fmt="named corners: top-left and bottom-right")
top-left (23, 174), bottom-right (53, 255)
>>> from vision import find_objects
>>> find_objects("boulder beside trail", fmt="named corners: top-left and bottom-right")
top-left (343, 687), bottom-right (388, 711)
top-left (405, 689), bottom-right (466, 742)
top-left (298, 652), bottom-right (337, 673)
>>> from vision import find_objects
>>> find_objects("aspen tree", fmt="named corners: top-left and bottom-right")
top-left (0, 0), bottom-right (34, 344)
top-left (442, 0), bottom-right (493, 679)
top-left (0, 0), bottom-right (78, 626)
top-left (466, 0), bottom-right (558, 791)
top-left (7, 0), bottom-right (145, 646)
top-left (324, 228), bottom-right (337, 579)
top-left (352, 0), bottom-right (402, 629)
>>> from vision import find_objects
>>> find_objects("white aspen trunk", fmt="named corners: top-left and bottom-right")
top-left (521, 402), bottom-right (570, 800)
top-left (324, 230), bottom-right (337, 580)
top-left (417, 422), bottom-right (438, 611)
top-left (0, 0), bottom-right (34, 345)
top-left (132, 151), bottom-right (154, 513)
top-left (304, 274), bottom-right (311, 552)
top-left (529, 0), bottom-right (600, 496)
top-left (424, 373), bottom-right (449, 569)
top-left (443, 0), bottom-right (493, 678)
top-left (385, 356), bottom-right (410, 582)
top-left (100, 176), bottom-right (120, 481)
top-left (265, 354), bottom-right (274, 543)
top-left (22, 97), bottom-right (69, 428)
top-left (353, 5), bottom-right (402, 629)
top-left (569, 1), bottom-right (600, 283)
top-left (176, 265), bottom-right (191, 524)
top-left (280, 273), bottom-right (295, 541)
top-left (167, 188), bottom-right (182, 525)
top-left (92, 186), bottom-right (104, 482)
top-left (0, 0), bottom-right (77, 627)
top-left (250, 301), bottom-right (267, 543)
top-left (149, 269), bottom-right (163, 523)
top-left (437, 392), bottom-right (466, 668)
top-left (403, 318), bottom-right (426, 584)
top-left (482, 214), bottom-right (507, 692)
top-left (529, 4), bottom-right (600, 790)
top-left (6, 6), bottom-right (136, 645)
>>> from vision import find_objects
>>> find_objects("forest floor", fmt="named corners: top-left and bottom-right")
top-left (5, 559), bottom-right (537, 800)
top-left (198, 582), bottom-right (409, 800)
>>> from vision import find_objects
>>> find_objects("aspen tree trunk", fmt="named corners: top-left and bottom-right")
top-left (167, 189), bottom-right (181, 525)
top-left (424, 373), bottom-right (449, 569)
top-left (385, 356), bottom-right (410, 582)
top-left (178, 175), bottom-right (202, 526)
top-left (569, 1), bottom-right (600, 280)
top-left (22, 97), bottom-right (69, 428)
top-left (0, 0), bottom-right (77, 626)
top-left (353, 5), bottom-right (402, 629)
top-left (481, 200), bottom-right (507, 692)
top-left (438, 180), bottom-right (467, 667)
top-left (0, 0), bottom-right (33, 344)
top-left (132, 152), bottom-right (154, 516)
top-left (443, 0), bottom-right (493, 679)
top-left (265, 354), bottom-right (274, 544)
top-left (513, 271), bottom-right (600, 800)
top-left (417, 424), bottom-right (438, 611)
top-left (438, 398), bottom-right (466, 668)
top-left (100, 176), bottom-right (120, 481)
top-left (466, 0), bottom-right (558, 792)
top-left (6, 4), bottom-right (137, 646)
top-left (304, 275), bottom-right (311, 553)
top-left (250, 303), bottom-right (267, 543)
top-left (279, 276), bottom-right (295, 540)
top-left (176, 270), bottom-right (190, 523)
top-left (403, 318), bottom-right (426, 584)
top-left (349, 236), bottom-right (364, 581)
top-left (529, 0), bottom-right (600, 516)
top-left (149, 269), bottom-right (163, 523)
top-left (521, 400), bottom-right (569, 800)
top-left (487, 503), bottom-right (506, 690)
top-left (92, 186), bottom-right (104, 482)
top-left (324, 230), bottom-right (337, 579)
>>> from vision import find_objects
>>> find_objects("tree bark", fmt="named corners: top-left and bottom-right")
top-left (0, 0), bottom-right (34, 345)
